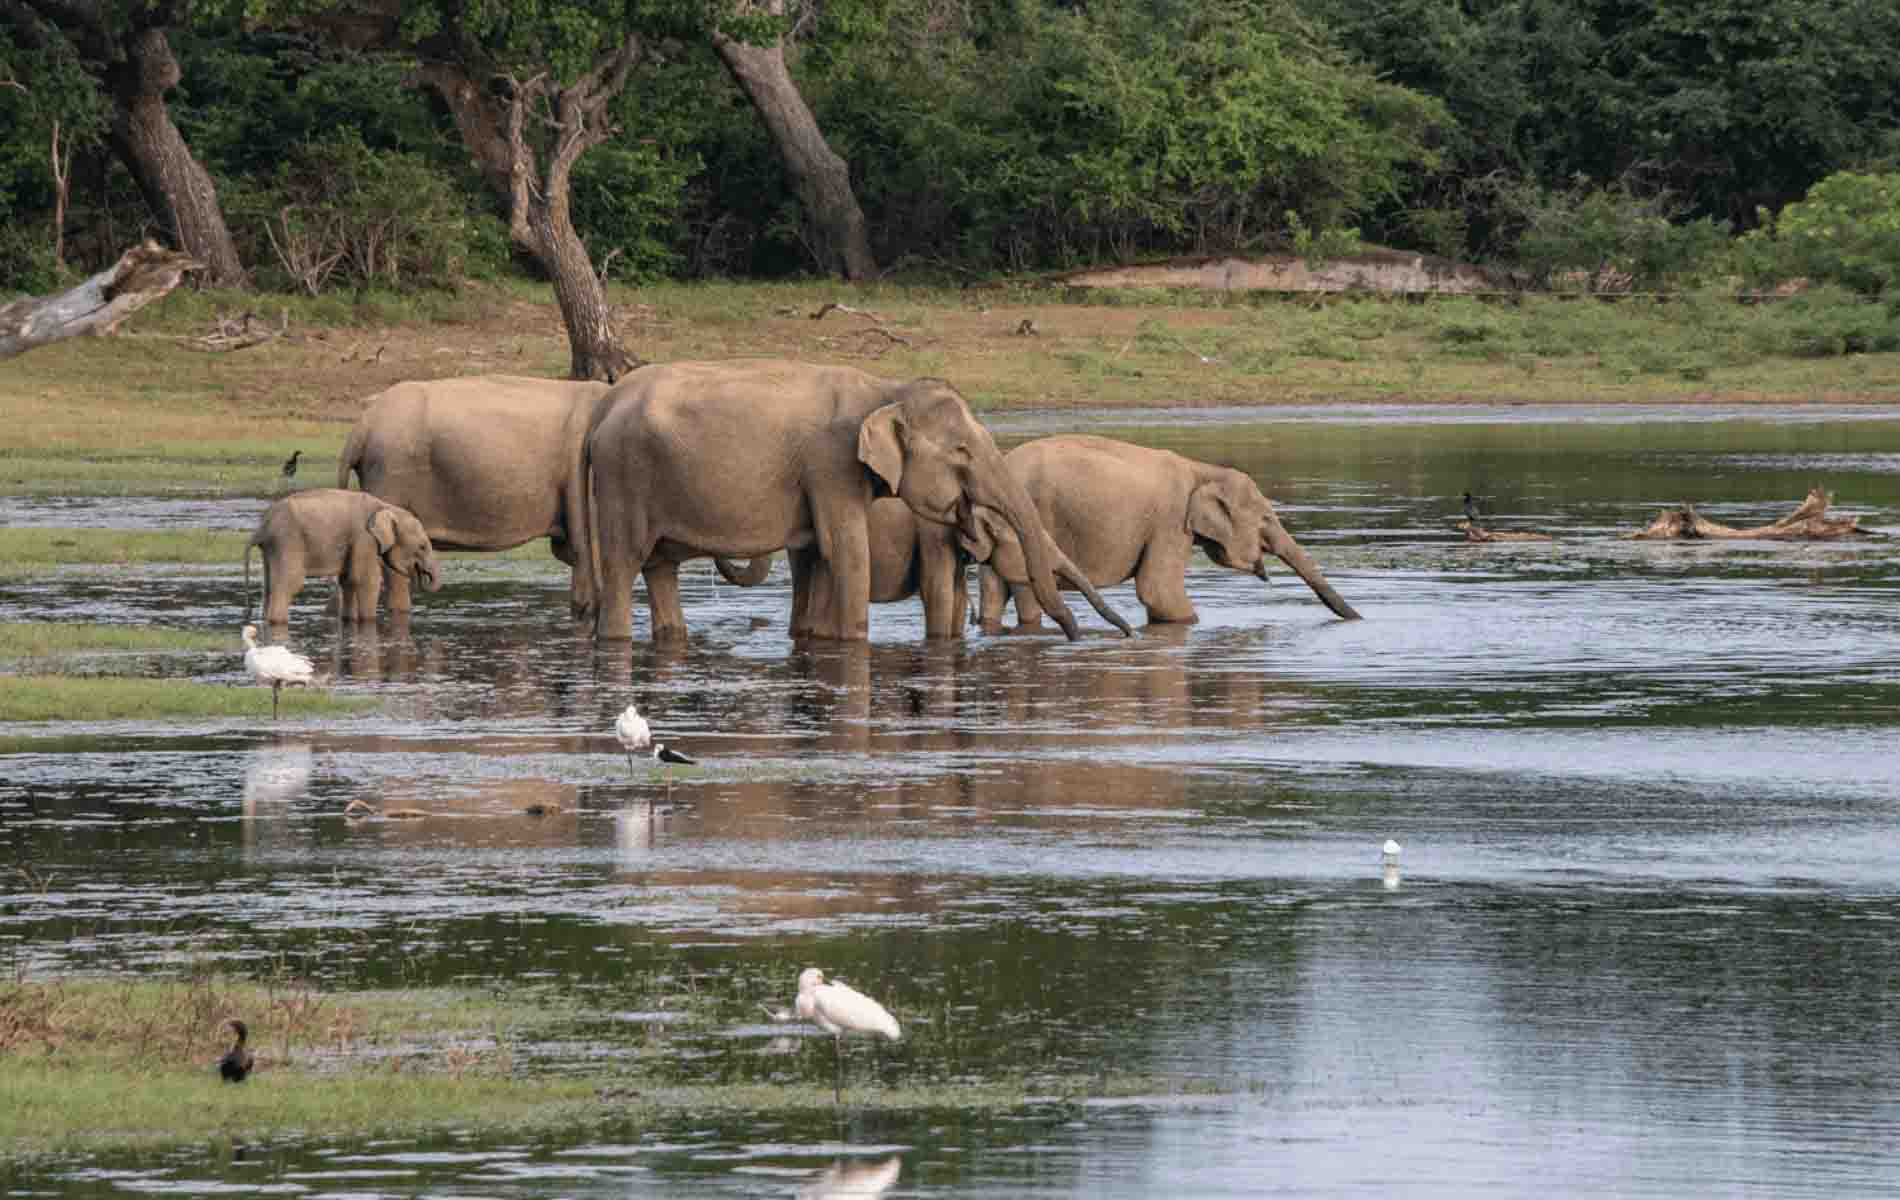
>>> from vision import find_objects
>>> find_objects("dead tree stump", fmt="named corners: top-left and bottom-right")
top-left (1626, 487), bottom-right (1874, 540)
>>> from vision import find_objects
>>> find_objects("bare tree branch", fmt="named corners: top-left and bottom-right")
top-left (0, 239), bottom-right (202, 358)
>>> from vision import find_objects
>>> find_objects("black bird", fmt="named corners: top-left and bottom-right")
top-left (218, 1019), bottom-right (255, 1083)
top-left (1462, 491), bottom-right (1483, 524)
top-left (280, 450), bottom-right (302, 483)
top-left (651, 743), bottom-right (695, 799)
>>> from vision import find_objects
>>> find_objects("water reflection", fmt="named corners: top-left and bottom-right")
top-left (796, 1155), bottom-right (902, 1199)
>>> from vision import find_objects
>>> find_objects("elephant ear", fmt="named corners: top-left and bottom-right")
top-left (857, 404), bottom-right (905, 500)
top-left (1186, 479), bottom-right (1238, 546)
top-left (366, 506), bottom-right (400, 552)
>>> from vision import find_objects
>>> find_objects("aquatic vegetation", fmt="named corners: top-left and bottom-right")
top-left (0, 676), bottom-right (376, 722)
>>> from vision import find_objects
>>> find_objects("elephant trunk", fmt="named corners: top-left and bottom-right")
top-left (416, 558), bottom-right (443, 594)
top-left (1264, 522), bottom-right (1359, 620)
top-left (714, 555), bottom-right (773, 586)
top-left (987, 464), bottom-right (1083, 641)
top-left (1055, 558), bottom-right (1134, 637)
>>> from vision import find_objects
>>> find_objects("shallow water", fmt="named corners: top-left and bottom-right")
top-left (5, 406), bottom-right (1900, 1196)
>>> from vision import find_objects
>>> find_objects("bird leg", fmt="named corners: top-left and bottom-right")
top-left (625, 750), bottom-right (635, 778)
top-left (272, 681), bottom-right (282, 720)
top-left (834, 1034), bottom-right (844, 1106)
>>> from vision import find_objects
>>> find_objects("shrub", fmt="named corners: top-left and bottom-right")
top-left (1738, 171), bottom-right (1900, 298)
top-left (228, 130), bottom-right (476, 293)
top-left (1493, 176), bottom-right (1728, 291)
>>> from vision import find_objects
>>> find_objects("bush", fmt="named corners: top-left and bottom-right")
top-left (570, 143), bottom-right (696, 283)
top-left (1738, 171), bottom-right (1900, 298)
top-left (227, 130), bottom-right (477, 294)
top-left (1750, 285), bottom-right (1900, 358)
top-left (1496, 176), bottom-right (1729, 291)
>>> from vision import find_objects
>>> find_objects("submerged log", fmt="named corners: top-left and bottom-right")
top-left (1627, 488), bottom-right (1874, 540)
top-left (1459, 521), bottom-right (1554, 542)
top-left (0, 240), bottom-right (203, 358)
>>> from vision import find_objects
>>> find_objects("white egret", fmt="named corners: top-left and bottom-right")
top-left (793, 967), bottom-right (901, 1104)
top-left (241, 624), bottom-right (315, 719)
top-left (1382, 838), bottom-right (1403, 891)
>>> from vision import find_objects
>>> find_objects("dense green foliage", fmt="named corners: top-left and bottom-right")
top-left (1, 0), bottom-right (1896, 291)
top-left (1739, 172), bottom-right (1900, 300)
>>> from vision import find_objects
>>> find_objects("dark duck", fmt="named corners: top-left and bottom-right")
top-left (218, 1019), bottom-right (255, 1082)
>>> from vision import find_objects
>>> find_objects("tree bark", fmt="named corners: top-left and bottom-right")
top-left (712, 3), bottom-right (877, 280)
top-left (415, 46), bottom-right (641, 381)
top-left (103, 26), bottom-right (247, 287)
top-left (0, 238), bottom-right (202, 358)
top-left (14, 4), bottom-right (247, 287)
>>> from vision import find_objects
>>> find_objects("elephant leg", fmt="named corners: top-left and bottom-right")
top-left (815, 508), bottom-right (871, 641)
top-left (977, 565), bottom-right (1010, 631)
top-left (915, 522), bottom-right (966, 640)
top-left (1135, 546), bottom-right (1199, 624)
top-left (593, 511), bottom-right (652, 641)
top-left (382, 562), bottom-right (414, 614)
top-left (265, 559), bottom-right (301, 626)
top-left (643, 560), bottom-right (688, 641)
top-left (788, 548), bottom-right (823, 638)
top-left (1009, 582), bottom-right (1046, 631)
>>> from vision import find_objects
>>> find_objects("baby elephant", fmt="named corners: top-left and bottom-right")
top-left (246, 489), bottom-right (441, 624)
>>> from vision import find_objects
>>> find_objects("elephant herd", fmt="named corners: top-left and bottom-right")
top-left (247, 361), bottom-right (1360, 639)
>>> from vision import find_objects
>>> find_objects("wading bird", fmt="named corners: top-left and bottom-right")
top-left (279, 450), bottom-right (302, 490)
top-left (1462, 491), bottom-right (1484, 525)
top-left (793, 967), bottom-right (901, 1104)
top-left (614, 703), bottom-right (651, 774)
top-left (241, 624), bottom-right (315, 719)
top-left (218, 1019), bottom-right (255, 1082)
top-left (651, 742), bottom-right (695, 798)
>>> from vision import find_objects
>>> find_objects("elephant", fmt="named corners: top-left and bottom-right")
top-left (583, 359), bottom-right (1086, 642)
top-left (975, 435), bottom-right (1360, 628)
top-left (245, 489), bottom-right (441, 625)
top-left (337, 375), bottom-right (607, 615)
top-left (338, 375), bottom-right (767, 616)
top-left (779, 497), bottom-right (1133, 637)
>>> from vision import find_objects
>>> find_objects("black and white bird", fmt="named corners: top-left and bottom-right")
top-left (218, 1019), bottom-right (255, 1082)
top-left (279, 450), bottom-right (302, 489)
top-left (1461, 490), bottom-right (1483, 525)
top-left (652, 743), bottom-right (694, 797)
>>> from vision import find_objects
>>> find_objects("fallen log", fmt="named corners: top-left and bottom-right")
top-left (0, 239), bottom-right (203, 358)
top-left (1627, 487), bottom-right (1874, 540)
top-left (1459, 521), bottom-right (1554, 542)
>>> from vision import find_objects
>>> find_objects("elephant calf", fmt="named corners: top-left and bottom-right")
top-left (245, 490), bottom-right (442, 625)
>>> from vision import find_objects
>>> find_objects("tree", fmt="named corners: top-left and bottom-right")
top-left (6, 1), bottom-right (248, 286)
top-left (711, 0), bottom-right (875, 279)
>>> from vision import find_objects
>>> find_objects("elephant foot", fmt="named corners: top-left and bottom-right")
top-left (651, 624), bottom-right (690, 643)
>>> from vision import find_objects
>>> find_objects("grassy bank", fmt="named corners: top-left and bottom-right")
top-left (0, 976), bottom-right (1158, 1154)
top-left (0, 528), bottom-right (250, 566)
top-left (0, 675), bottom-right (376, 721)
top-left (2, 279), bottom-right (1895, 498)
top-left (0, 977), bottom-right (595, 1151)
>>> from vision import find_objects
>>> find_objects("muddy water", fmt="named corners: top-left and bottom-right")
top-left (5, 407), bottom-right (1900, 1197)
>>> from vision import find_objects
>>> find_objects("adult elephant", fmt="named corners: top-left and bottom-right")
top-left (976, 435), bottom-right (1360, 628)
top-left (584, 360), bottom-right (1084, 642)
top-left (338, 375), bottom-right (762, 617)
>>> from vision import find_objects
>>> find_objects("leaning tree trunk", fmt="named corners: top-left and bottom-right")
top-left (416, 47), bottom-right (641, 381)
top-left (712, 8), bottom-right (877, 281)
top-left (0, 239), bottom-right (202, 358)
top-left (105, 27), bottom-right (246, 288)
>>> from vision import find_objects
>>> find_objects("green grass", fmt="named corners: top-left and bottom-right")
top-left (0, 977), bottom-right (595, 1151)
top-left (0, 528), bottom-right (250, 565)
top-left (0, 622), bottom-right (231, 660)
top-left (0, 676), bottom-right (377, 721)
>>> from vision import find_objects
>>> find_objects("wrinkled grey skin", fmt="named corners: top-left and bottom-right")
top-left (337, 375), bottom-right (762, 618)
top-left (977, 435), bottom-right (1359, 629)
top-left (584, 360), bottom-right (1084, 642)
top-left (246, 489), bottom-right (441, 625)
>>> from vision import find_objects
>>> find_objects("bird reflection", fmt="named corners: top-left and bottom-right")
top-left (796, 1156), bottom-right (902, 1200)
top-left (242, 742), bottom-right (313, 811)
top-left (614, 801), bottom-right (672, 857)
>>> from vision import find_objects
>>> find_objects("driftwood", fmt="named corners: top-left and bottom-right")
top-left (189, 308), bottom-right (299, 352)
top-left (1459, 521), bottom-right (1553, 542)
top-left (0, 239), bottom-right (203, 358)
top-left (1627, 488), bottom-right (1873, 540)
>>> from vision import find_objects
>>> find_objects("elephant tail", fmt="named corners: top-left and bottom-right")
top-left (336, 419), bottom-right (368, 489)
